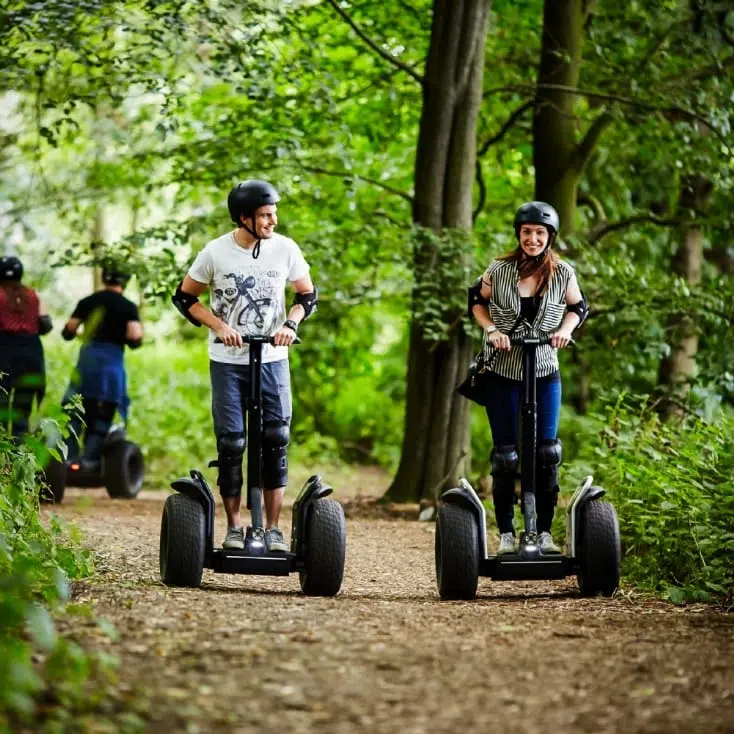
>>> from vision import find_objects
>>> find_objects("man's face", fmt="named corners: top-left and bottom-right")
top-left (247, 204), bottom-right (278, 238)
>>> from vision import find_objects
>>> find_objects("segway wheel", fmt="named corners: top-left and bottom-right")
top-left (160, 494), bottom-right (206, 588)
top-left (299, 498), bottom-right (346, 597)
top-left (104, 440), bottom-right (144, 499)
top-left (40, 459), bottom-right (66, 504)
top-left (577, 498), bottom-right (621, 597)
top-left (435, 503), bottom-right (479, 600)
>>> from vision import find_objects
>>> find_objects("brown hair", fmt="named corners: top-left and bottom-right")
top-left (0, 281), bottom-right (30, 312)
top-left (498, 237), bottom-right (559, 297)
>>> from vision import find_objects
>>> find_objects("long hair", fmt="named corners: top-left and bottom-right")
top-left (498, 238), bottom-right (559, 297)
top-left (0, 281), bottom-right (30, 313)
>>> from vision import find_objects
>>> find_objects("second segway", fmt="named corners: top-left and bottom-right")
top-left (159, 335), bottom-right (346, 596)
top-left (436, 335), bottom-right (621, 600)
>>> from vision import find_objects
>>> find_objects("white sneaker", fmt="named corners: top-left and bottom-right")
top-left (223, 526), bottom-right (245, 550)
top-left (265, 527), bottom-right (289, 553)
top-left (497, 532), bottom-right (516, 555)
top-left (539, 531), bottom-right (561, 554)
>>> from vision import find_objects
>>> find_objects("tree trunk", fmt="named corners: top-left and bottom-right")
top-left (657, 174), bottom-right (713, 419)
top-left (385, 0), bottom-right (490, 503)
top-left (533, 0), bottom-right (609, 414)
top-left (532, 0), bottom-right (585, 233)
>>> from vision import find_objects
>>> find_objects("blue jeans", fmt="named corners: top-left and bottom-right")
top-left (210, 360), bottom-right (292, 436)
top-left (210, 360), bottom-right (292, 494)
top-left (484, 372), bottom-right (562, 534)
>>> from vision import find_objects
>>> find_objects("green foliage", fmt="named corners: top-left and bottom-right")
top-left (411, 226), bottom-right (476, 342)
top-left (570, 396), bottom-right (734, 603)
top-left (0, 425), bottom-right (124, 730)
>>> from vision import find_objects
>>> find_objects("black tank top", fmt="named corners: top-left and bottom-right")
top-left (520, 296), bottom-right (539, 324)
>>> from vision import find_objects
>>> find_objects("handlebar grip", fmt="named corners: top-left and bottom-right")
top-left (508, 335), bottom-right (574, 347)
top-left (213, 334), bottom-right (302, 345)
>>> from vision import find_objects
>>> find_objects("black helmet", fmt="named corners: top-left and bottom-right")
top-left (513, 201), bottom-right (560, 236)
top-left (0, 255), bottom-right (23, 281)
top-left (228, 180), bottom-right (280, 224)
top-left (102, 266), bottom-right (130, 286)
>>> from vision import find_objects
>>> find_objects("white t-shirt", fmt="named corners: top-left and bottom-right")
top-left (188, 230), bottom-right (310, 364)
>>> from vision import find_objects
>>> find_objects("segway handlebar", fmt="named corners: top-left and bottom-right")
top-left (510, 335), bottom-right (575, 347)
top-left (213, 333), bottom-right (302, 345)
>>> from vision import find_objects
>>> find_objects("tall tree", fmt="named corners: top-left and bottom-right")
top-left (532, 0), bottom-right (609, 234)
top-left (386, 0), bottom-right (490, 502)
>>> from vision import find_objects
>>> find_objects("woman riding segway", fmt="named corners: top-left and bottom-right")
top-left (466, 202), bottom-right (589, 555)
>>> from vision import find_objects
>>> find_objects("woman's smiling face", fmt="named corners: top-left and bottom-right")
top-left (519, 223), bottom-right (550, 258)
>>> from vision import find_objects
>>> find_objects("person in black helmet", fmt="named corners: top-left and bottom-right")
top-left (0, 256), bottom-right (53, 440)
top-left (465, 201), bottom-right (589, 555)
top-left (60, 266), bottom-right (143, 469)
top-left (172, 179), bottom-right (318, 553)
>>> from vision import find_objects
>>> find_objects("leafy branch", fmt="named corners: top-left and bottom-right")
top-left (325, 0), bottom-right (424, 85)
top-left (300, 165), bottom-right (413, 203)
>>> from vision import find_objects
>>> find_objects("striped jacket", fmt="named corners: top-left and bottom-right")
top-left (481, 257), bottom-right (576, 381)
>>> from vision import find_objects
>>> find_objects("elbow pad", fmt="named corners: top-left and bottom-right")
top-left (38, 315), bottom-right (53, 336)
top-left (468, 277), bottom-right (489, 319)
top-left (172, 282), bottom-right (202, 326)
top-left (61, 325), bottom-right (76, 341)
top-left (126, 338), bottom-right (142, 349)
top-left (293, 288), bottom-right (318, 321)
top-left (567, 293), bottom-right (589, 326)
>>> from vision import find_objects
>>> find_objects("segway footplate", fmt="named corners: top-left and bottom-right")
top-left (211, 549), bottom-right (296, 575)
top-left (482, 553), bottom-right (572, 580)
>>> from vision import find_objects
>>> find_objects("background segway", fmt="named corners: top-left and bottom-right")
top-left (103, 439), bottom-right (144, 499)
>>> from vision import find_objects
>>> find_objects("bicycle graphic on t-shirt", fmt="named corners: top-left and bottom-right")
top-left (214, 273), bottom-right (276, 335)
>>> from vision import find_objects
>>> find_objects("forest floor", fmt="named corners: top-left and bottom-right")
top-left (42, 467), bottom-right (733, 734)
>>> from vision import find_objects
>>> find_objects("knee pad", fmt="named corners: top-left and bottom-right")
top-left (217, 432), bottom-right (246, 497)
top-left (490, 444), bottom-right (519, 501)
top-left (83, 399), bottom-right (115, 437)
top-left (537, 439), bottom-right (562, 495)
top-left (262, 421), bottom-right (289, 488)
top-left (491, 444), bottom-right (519, 477)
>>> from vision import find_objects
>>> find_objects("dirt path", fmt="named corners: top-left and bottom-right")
top-left (48, 479), bottom-right (733, 734)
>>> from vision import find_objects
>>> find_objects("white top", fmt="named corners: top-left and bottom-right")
top-left (188, 230), bottom-right (310, 364)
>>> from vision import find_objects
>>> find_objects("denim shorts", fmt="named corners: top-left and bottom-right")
top-left (210, 359), bottom-right (292, 438)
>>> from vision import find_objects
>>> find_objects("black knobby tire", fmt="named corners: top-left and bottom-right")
top-left (104, 440), bottom-right (144, 499)
top-left (299, 498), bottom-right (346, 597)
top-left (435, 503), bottom-right (480, 600)
top-left (160, 493), bottom-right (206, 588)
top-left (577, 498), bottom-right (621, 597)
top-left (40, 459), bottom-right (66, 504)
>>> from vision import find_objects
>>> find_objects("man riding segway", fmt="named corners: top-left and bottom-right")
top-left (173, 179), bottom-right (318, 553)
top-left (43, 265), bottom-right (145, 501)
top-left (162, 179), bottom-right (346, 595)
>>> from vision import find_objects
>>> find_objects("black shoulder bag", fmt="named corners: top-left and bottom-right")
top-left (456, 315), bottom-right (523, 406)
